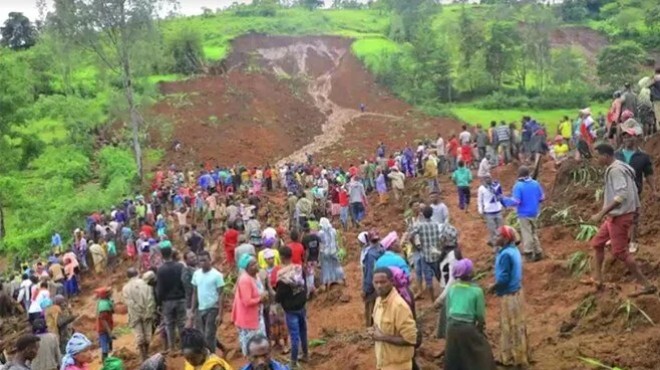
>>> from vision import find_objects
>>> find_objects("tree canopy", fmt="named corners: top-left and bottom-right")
top-left (1, 12), bottom-right (38, 50)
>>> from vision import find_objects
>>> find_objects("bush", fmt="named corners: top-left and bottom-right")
top-left (29, 145), bottom-right (91, 185)
top-left (97, 146), bottom-right (138, 188)
top-left (475, 88), bottom-right (591, 110)
top-left (233, 1), bottom-right (279, 17)
top-left (166, 27), bottom-right (205, 75)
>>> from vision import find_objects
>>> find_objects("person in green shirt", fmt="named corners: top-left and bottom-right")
top-left (443, 258), bottom-right (495, 370)
top-left (451, 160), bottom-right (473, 211)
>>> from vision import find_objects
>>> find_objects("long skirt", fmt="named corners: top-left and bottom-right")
top-left (499, 290), bottom-right (530, 367)
top-left (436, 303), bottom-right (447, 339)
top-left (64, 276), bottom-right (79, 296)
top-left (268, 304), bottom-right (288, 345)
top-left (444, 320), bottom-right (495, 370)
top-left (320, 253), bottom-right (344, 285)
top-left (238, 314), bottom-right (267, 356)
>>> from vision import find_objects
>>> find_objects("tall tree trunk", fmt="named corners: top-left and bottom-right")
top-left (0, 201), bottom-right (5, 239)
top-left (119, 0), bottom-right (143, 180)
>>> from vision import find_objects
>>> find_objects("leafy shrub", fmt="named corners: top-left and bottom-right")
top-left (233, 1), bottom-right (279, 17)
top-left (29, 145), bottom-right (91, 185)
top-left (97, 146), bottom-right (138, 188)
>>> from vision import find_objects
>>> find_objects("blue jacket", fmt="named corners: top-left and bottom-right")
top-left (494, 244), bottom-right (523, 296)
top-left (362, 245), bottom-right (385, 295)
top-left (241, 360), bottom-right (289, 370)
top-left (505, 177), bottom-right (544, 218)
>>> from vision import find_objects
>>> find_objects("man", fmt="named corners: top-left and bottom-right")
top-left (286, 192), bottom-right (298, 230)
top-left (186, 225), bottom-right (205, 255)
top-left (505, 166), bottom-right (545, 262)
top-left (458, 125), bottom-right (472, 145)
top-left (451, 160), bottom-right (473, 211)
top-left (429, 193), bottom-right (449, 225)
top-left (362, 231), bottom-right (384, 327)
top-left (0, 283), bottom-right (23, 318)
top-left (295, 195), bottom-right (313, 233)
top-left (30, 318), bottom-right (60, 370)
top-left (45, 295), bottom-right (75, 354)
top-left (387, 167), bottom-right (405, 202)
top-left (50, 232), bottom-right (62, 255)
top-left (424, 154), bottom-right (439, 194)
top-left (435, 133), bottom-right (446, 174)
top-left (477, 153), bottom-right (491, 179)
top-left (478, 176), bottom-right (504, 247)
top-left (156, 247), bottom-right (187, 351)
top-left (182, 251), bottom-right (198, 317)
top-left (191, 251), bottom-right (225, 354)
top-left (274, 246), bottom-right (309, 368)
top-left (347, 176), bottom-right (367, 228)
top-left (557, 116), bottom-right (572, 144)
top-left (621, 82), bottom-right (638, 119)
top-left (590, 143), bottom-right (656, 296)
top-left (495, 121), bottom-right (512, 164)
top-left (614, 127), bottom-right (659, 253)
top-left (5, 335), bottom-right (40, 370)
top-left (652, 67), bottom-right (660, 128)
top-left (371, 267), bottom-right (417, 370)
top-left (475, 125), bottom-right (488, 161)
top-left (408, 206), bottom-right (442, 301)
top-left (122, 267), bottom-right (156, 360)
top-left (241, 334), bottom-right (288, 370)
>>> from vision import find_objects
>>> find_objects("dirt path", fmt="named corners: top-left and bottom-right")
top-left (253, 40), bottom-right (403, 166)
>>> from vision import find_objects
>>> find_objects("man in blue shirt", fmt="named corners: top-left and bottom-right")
top-left (51, 232), bottom-right (62, 255)
top-left (504, 166), bottom-right (545, 262)
top-left (241, 334), bottom-right (288, 370)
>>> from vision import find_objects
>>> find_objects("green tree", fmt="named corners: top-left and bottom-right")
top-left (485, 21), bottom-right (519, 87)
top-left (558, 0), bottom-right (588, 22)
top-left (0, 51), bottom-right (35, 135)
top-left (517, 4), bottom-right (555, 90)
top-left (457, 6), bottom-right (484, 92)
top-left (166, 27), bottom-right (205, 75)
top-left (385, 0), bottom-right (439, 42)
top-left (1, 12), bottom-right (38, 50)
top-left (299, 0), bottom-right (323, 10)
top-left (50, 0), bottom-right (177, 180)
top-left (550, 47), bottom-right (586, 87)
top-left (596, 41), bottom-right (646, 90)
top-left (411, 24), bottom-right (452, 102)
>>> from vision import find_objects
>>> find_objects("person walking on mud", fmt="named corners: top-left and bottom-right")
top-left (590, 143), bottom-right (657, 297)
top-left (478, 175), bottom-right (504, 248)
top-left (504, 166), bottom-right (544, 262)
top-left (122, 267), bottom-right (156, 361)
top-left (614, 127), bottom-right (659, 254)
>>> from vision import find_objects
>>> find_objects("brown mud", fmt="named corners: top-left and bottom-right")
top-left (70, 34), bottom-right (660, 370)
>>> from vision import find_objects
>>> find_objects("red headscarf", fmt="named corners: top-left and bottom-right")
top-left (498, 225), bottom-right (519, 244)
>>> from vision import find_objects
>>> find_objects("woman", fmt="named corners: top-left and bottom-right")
top-left (259, 249), bottom-right (289, 354)
top-left (63, 258), bottom-right (79, 297)
top-left (61, 333), bottom-right (93, 370)
top-left (155, 215), bottom-right (167, 239)
top-left (318, 218), bottom-right (345, 290)
top-left (182, 328), bottom-right (233, 370)
top-left (434, 241), bottom-right (462, 339)
top-left (443, 259), bottom-right (495, 370)
top-left (232, 254), bottom-right (268, 356)
top-left (489, 225), bottom-right (529, 368)
top-left (375, 169), bottom-right (388, 204)
top-left (375, 231), bottom-right (409, 277)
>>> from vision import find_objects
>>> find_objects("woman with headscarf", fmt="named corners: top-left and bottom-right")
top-left (375, 231), bottom-right (410, 277)
top-left (443, 259), bottom-right (495, 370)
top-left (232, 254), bottom-right (268, 356)
top-left (61, 333), bottom-right (93, 370)
top-left (318, 218), bottom-right (345, 290)
top-left (489, 225), bottom-right (529, 368)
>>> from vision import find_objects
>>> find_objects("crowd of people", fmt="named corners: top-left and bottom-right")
top-left (1, 75), bottom-right (659, 370)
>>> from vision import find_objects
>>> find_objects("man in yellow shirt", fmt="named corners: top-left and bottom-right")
top-left (424, 154), bottom-right (439, 194)
top-left (371, 267), bottom-right (417, 370)
top-left (558, 116), bottom-right (573, 144)
top-left (552, 136), bottom-right (570, 165)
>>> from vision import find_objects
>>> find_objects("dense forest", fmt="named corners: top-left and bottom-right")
top-left (0, 0), bottom-right (657, 255)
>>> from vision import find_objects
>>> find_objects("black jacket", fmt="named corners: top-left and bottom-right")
top-left (275, 281), bottom-right (307, 312)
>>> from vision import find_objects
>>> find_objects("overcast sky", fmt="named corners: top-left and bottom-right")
top-left (0, 0), bottom-right (252, 22)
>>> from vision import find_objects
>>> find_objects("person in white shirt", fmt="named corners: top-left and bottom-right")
top-left (477, 176), bottom-right (504, 247)
top-left (477, 154), bottom-right (491, 179)
top-left (435, 134), bottom-right (446, 174)
top-left (459, 125), bottom-right (472, 145)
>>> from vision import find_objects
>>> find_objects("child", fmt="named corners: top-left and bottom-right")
top-left (451, 160), bottom-right (473, 211)
top-left (95, 287), bottom-right (114, 361)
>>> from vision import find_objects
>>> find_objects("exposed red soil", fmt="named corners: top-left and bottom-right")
top-left (550, 26), bottom-right (609, 63)
top-left (75, 33), bottom-right (660, 370)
